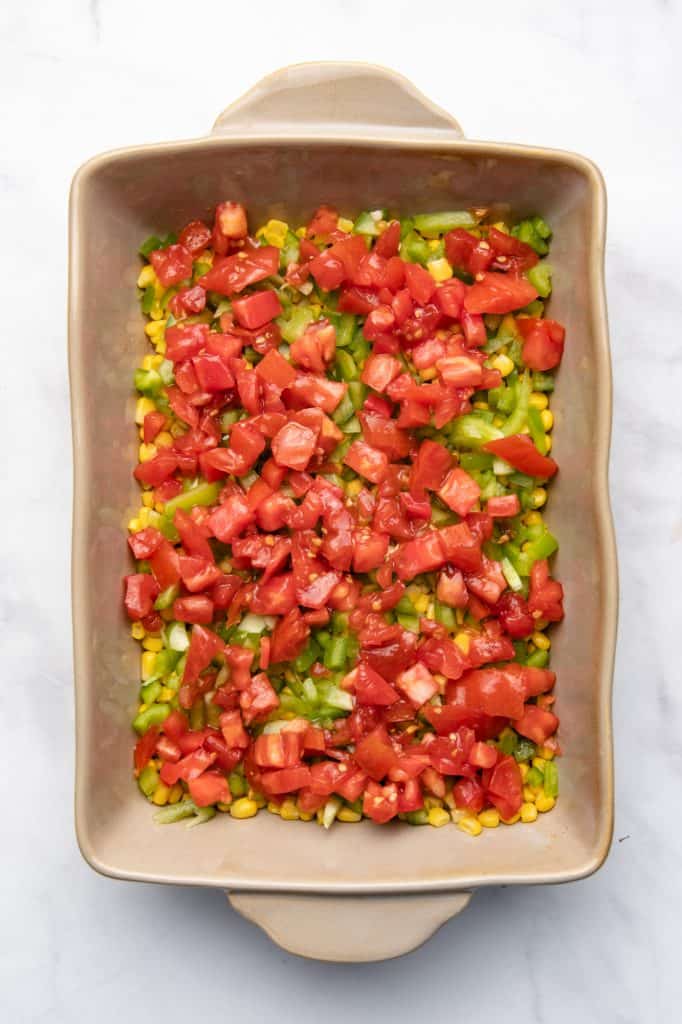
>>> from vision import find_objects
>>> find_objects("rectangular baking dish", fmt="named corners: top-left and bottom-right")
top-left (69, 62), bottom-right (617, 962)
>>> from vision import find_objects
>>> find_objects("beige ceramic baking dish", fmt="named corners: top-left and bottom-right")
top-left (69, 62), bottom-right (617, 962)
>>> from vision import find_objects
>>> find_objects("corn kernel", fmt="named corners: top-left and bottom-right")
top-left (524, 510), bottom-right (543, 526)
top-left (472, 400), bottom-right (489, 410)
top-left (427, 257), bottom-right (453, 282)
top-left (523, 785), bottom-right (537, 803)
top-left (544, 434), bottom-right (552, 452)
top-left (127, 517), bottom-right (141, 532)
top-left (217, 802), bottom-right (232, 813)
top-left (141, 354), bottom-right (155, 370)
top-left (267, 801), bottom-right (281, 815)
top-left (259, 219), bottom-right (289, 247)
top-left (520, 802), bottom-right (538, 823)
top-left (155, 431), bottom-right (173, 449)
top-left (529, 392), bottom-right (548, 411)
top-left (135, 396), bottom-right (156, 425)
top-left (141, 651), bottom-right (156, 680)
top-left (345, 479), bottom-right (363, 497)
top-left (454, 632), bottom-right (470, 655)
top-left (131, 622), bottom-right (145, 640)
top-left (298, 810), bottom-right (314, 822)
top-left (413, 593), bottom-right (429, 614)
top-left (337, 807), bottom-right (362, 823)
top-left (477, 808), bottom-right (500, 829)
top-left (457, 816), bottom-right (483, 837)
top-left (493, 415), bottom-right (505, 427)
top-left (155, 338), bottom-right (167, 356)
top-left (427, 807), bottom-right (451, 828)
top-left (138, 507), bottom-right (151, 527)
top-left (159, 687), bottom-right (174, 702)
top-left (144, 319), bottom-right (165, 339)
top-left (295, 226), bottom-right (306, 238)
top-left (137, 702), bottom-right (148, 713)
top-left (141, 492), bottom-right (154, 508)
top-left (518, 763), bottom-right (529, 781)
top-left (137, 265), bottom-right (157, 288)
top-left (151, 783), bottom-right (171, 806)
top-left (230, 798), bottom-right (259, 819)
top-left (150, 354), bottom-right (163, 368)
top-left (168, 784), bottom-right (183, 804)
top-left (280, 799), bottom-right (300, 821)
top-left (143, 636), bottom-right (163, 652)
top-left (538, 745), bottom-right (555, 760)
top-left (419, 367), bottom-right (438, 381)
top-left (530, 487), bottom-right (547, 509)
top-left (532, 757), bottom-right (547, 772)
top-left (337, 217), bottom-right (354, 233)
top-left (424, 796), bottom-right (443, 810)
top-left (535, 793), bottom-right (556, 813)
top-left (138, 443), bottom-right (157, 463)
top-left (532, 631), bottom-right (551, 651)
top-left (501, 812), bottom-right (521, 825)
top-left (491, 353), bottom-right (515, 377)
top-left (540, 409), bottom-right (554, 431)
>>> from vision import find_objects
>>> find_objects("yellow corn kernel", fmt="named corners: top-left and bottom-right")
top-left (424, 796), bottom-right (443, 811)
top-left (142, 636), bottom-right (163, 653)
top-left (216, 802), bottom-right (232, 813)
top-left (524, 511), bottom-right (543, 527)
top-left (518, 763), bottom-right (530, 781)
top-left (477, 808), bottom-right (500, 829)
top-left (493, 415), bottom-right (505, 427)
top-left (536, 793), bottom-right (556, 813)
top-left (141, 354), bottom-right (156, 370)
top-left (532, 757), bottom-right (547, 772)
top-left (155, 431), bottom-right (173, 449)
top-left (529, 392), bottom-right (548, 411)
top-left (141, 651), bottom-right (157, 680)
top-left (295, 225), bottom-right (307, 238)
top-left (131, 622), bottom-right (145, 640)
top-left (419, 366), bottom-right (438, 381)
top-left (501, 812), bottom-right (521, 825)
top-left (457, 816), bottom-right (483, 837)
top-left (137, 507), bottom-right (151, 527)
top-left (413, 593), bottom-right (429, 615)
top-left (137, 265), bottom-right (157, 288)
top-left (144, 319), bottom-right (165, 340)
top-left (155, 338), bottom-right (167, 356)
top-left (138, 443), bottom-right (157, 463)
top-left (540, 409), bottom-right (554, 431)
top-left (544, 434), bottom-right (552, 452)
top-left (154, 503), bottom-right (165, 515)
top-left (230, 798), bottom-right (259, 819)
top-left (250, 792), bottom-right (266, 809)
top-left (264, 219), bottom-right (290, 247)
top-left (454, 632), bottom-right (470, 655)
top-left (127, 517), bottom-right (141, 532)
top-left (267, 801), bottom-right (281, 815)
top-left (523, 785), bottom-right (537, 803)
top-left (159, 687), bottom-right (174, 702)
top-left (428, 807), bottom-right (451, 828)
top-left (455, 608), bottom-right (465, 626)
top-left (532, 631), bottom-right (551, 651)
top-left (135, 396), bottom-right (156, 425)
top-left (151, 783), bottom-right (171, 806)
top-left (167, 784), bottom-right (183, 804)
top-left (472, 400), bottom-right (489, 410)
top-left (170, 420), bottom-right (185, 438)
top-left (280, 799), bottom-right (300, 821)
top-left (140, 492), bottom-right (154, 508)
top-left (137, 702), bottom-right (148, 713)
top-left (298, 809), bottom-right (314, 822)
top-left (538, 745), bottom-right (555, 760)
top-left (520, 802), bottom-right (538, 823)
top-left (337, 807), bottom-right (362, 823)
top-left (345, 479), bottom-right (363, 497)
top-left (530, 487), bottom-right (547, 509)
top-left (491, 354), bottom-right (515, 377)
top-left (427, 257), bottom-right (453, 282)
top-left (337, 217), bottom-right (354, 233)
top-left (150, 354), bottom-right (163, 368)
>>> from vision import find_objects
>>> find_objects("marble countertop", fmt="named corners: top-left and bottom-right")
top-left (2, 0), bottom-right (680, 1020)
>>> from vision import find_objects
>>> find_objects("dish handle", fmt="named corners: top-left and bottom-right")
top-left (211, 62), bottom-right (464, 141)
top-left (227, 890), bottom-right (472, 962)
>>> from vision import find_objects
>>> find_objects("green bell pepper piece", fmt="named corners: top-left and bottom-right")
top-left (527, 263), bottom-right (552, 298)
top-left (134, 368), bottom-right (163, 397)
top-left (543, 761), bottom-right (559, 797)
top-left (527, 406), bottom-right (548, 455)
top-left (335, 349), bottom-right (359, 382)
top-left (513, 738), bottom-right (537, 763)
top-left (449, 415), bottom-right (504, 449)
top-left (502, 372), bottom-right (531, 436)
top-left (526, 648), bottom-right (550, 668)
top-left (163, 482), bottom-right (221, 517)
top-left (140, 680), bottom-right (162, 705)
top-left (400, 231), bottom-right (431, 265)
top-left (413, 210), bottom-right (476, 237)
top-left (353, 210), bottom-right (385, 236)
top-left (154, 583), bottom-right (180, 611)
top-left (348, 380), bottom-right (367, 410)
top-left (138, 763), bottom-right (159, 797)
top-left (324, 636), bottom-right (348, 671)
top-left (133, 703), bottom-right (171, 735)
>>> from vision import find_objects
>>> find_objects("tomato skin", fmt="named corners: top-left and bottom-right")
top-left (487, 755), bottom-right (523, 819)
top-left (133, 451), bottom-right (179, 487)
top-left (487, 494), bottom-right (521, 518)
top-left (496, 592), bottom-right (534, 639)
top-left (173, 594), bottom-right (214, 625)
top-left (484, 434), bottom-right (558, 479)
top-left (351, 663), bottom-right (400, 706)
top-left (409, 439), bottom-right (452, 497)
top-left (198, 246), bottom-right (279, 296)
top-left (394, 531), bottom-right (446, 581)
top-left (461, 666), bottom-right (527, 719)
top-left (239, 672), bottom-right (280, 725)
top-left (150, 243), bottom-right (193, 287)
top-left (453, 776), bottom-right (485, 813)
top-left (134, 726), bottom-right (160, 774)
top-left (269, 608), bottom-right (310, 664)
top-left (343, 440), bottom-right (389, 484)
top-left (178, 219), bottom-right (211, 255)
top-left (128, 526), bottom-right (163, 560)
top-left (361, 351), bottom-right (401, 390)
top-left (464, 273), bottom-right (538, 314)
top-left (207, 493), bottom-right (254, 543)
top-left (354, 725), bottom-right (400, 781)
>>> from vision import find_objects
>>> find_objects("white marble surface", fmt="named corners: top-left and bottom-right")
top-left (1, 0), bottom-right (681, 1020)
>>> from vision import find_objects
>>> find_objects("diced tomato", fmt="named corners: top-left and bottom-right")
top-left (358, 412), bottom-right (410, 460)
top-left (287, 374), bottom-right (347, 413)
top-left (159, 747), bottom-right (216, 786)
top-left (198, 246), bottom-right (279, 296)
top-left (465, 554), bottom-right (508, 606)
top-left (517, 317), bottom-right (565, 371)
top-left (363, 781), bottom-right (399, 823)
top-left (214, 201), bottom-right (248, 246)
top-left (487, 494), bottom-right (521, 518)
top-left (162, 709), bottom-right (189, 742)
top-left (460, 666), bottom-right (527, 719)
top-left (178, 219), bottom-right (212, 256)
top-left (468, 740), bottom-right (498, 769)
top-left (306, 204), bottom-right (338, 238)
top-left (438, 467), bottom-right (481, 517)
top-left (183, 625), bottom-right (224, 686)
top-left (409, 439), bottom-right (452, 497)
top-left (124, 573), bottom-right (159, 620)
top-left (436, 570), bottom-right (468, 608)
top-left (487, 755), bottom-right (523, 819)
top-left (207, 493), bottom-right (254, 543)
top-left (260, 766), bottom-right (312, 795)
top-left (515, 705), bottom-right (559, 744)
top-left (133, 726), bottom-right (160, 774)
top-left (354, 725), bottom-right (400, 781)
top-left (435, 278), bottom-right (467, 319)
top-left (142, 410), bottom-right (167, 444)
top-left (173, 594), bottom-right (214, 624)
top-left (404, 262), bottom-right (436, 304)
top-left (528, 559), bottom-right (564, 622)
top-left (453, 777), bottom-right (485, 813)
top-left (133, 451), bottom-right (179, 487)
top-left (352, 663), bottom-right (400, 706)
top-left (496, 592), bottom-right (534, 639)
top-left (192, 354), bottom-right (234, 392)
top-left (483, 434), bottom-right (558, 479)
top-left (461, 310), bottom-right (486, 346)
top-left (464, 273), bottom-right (538, 314)
top-left (394, 532), bottom-right (445, 581)
top-left (128, 526), bottom-right (163, 560)
top-left (290, 320), bottom-right (336, 374)
top-left (487, 227), bottom-right (538, 273)
top-left (239, 672), bottom-right (279, 725)
top-left (269, 608), bottom-right (310, 664)
top-left (150, 243), bottom-right (193, 287)
top-left (232, 290), bottom-right (282, 330)
top-left (219, 710), bottom-right (250, 748)
top-left (189, 771), bottom-right (231, 807)
top-left (351, 529), bottom-right (389, 573)
top-left (343, 440), bottom-right (389, 484)
top-left (395, 662), bottom-right (439, 707)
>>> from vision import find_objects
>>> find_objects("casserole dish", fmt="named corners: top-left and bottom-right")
top-left (69, 62), bottom-right (617, 962)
